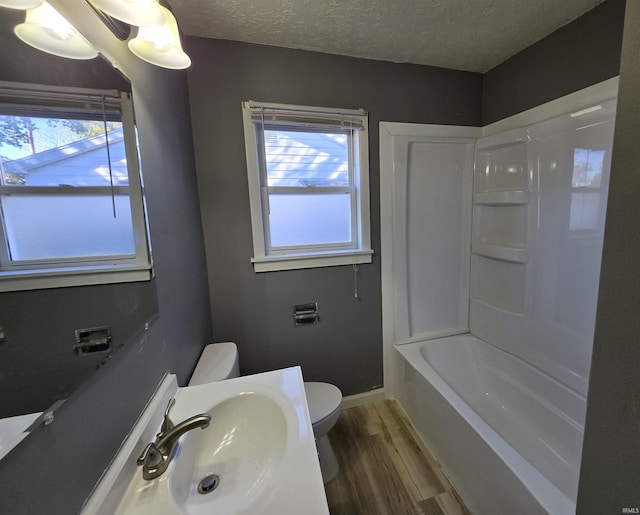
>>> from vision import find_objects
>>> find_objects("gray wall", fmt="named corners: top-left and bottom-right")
top-left (482, 0), bottom-right (625, 125)
top-left (185, 38), bottom-right (482, 395)
top-left (577, 0), bottom-right (640, 511)
top-left (0, 4), bottom-right (212, 513)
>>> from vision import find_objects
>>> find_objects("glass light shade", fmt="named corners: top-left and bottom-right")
top-left (87, 0), bottom-right (165, 27)
top-left (128, 7), bottom-right (191, 69)
top-left (0, 0), bottom-right (43, 9)
top-left (14, 2), bottom-right (98, 60)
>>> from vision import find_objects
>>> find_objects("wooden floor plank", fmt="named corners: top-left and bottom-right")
top-left (328, 408), bottom-right (389, 514)
top-left (362, 432), bottom-right (422, 515)
top-left (386, 400), bottom-right (455, 490)
top-left (432, 492), bottom-right (470, 515)
top-left (338, 406), bottom-right (419, 515)
top-left (325, 399), bottom-right (469, 515)
top-left (360, 404), bottom-right (384, 436)
top-left (372, 401), bottom-right (446, 502)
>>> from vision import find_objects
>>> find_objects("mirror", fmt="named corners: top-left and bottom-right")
top-left (0, 6), bottom-right (158, 457)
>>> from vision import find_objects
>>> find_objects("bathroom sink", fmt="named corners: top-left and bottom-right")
top-left (81, 367), bottom-right (329, 515)
top-left (168, 393), bottom-right (287, 514)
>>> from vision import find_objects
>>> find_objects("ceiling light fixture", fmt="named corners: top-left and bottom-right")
top-left (128, 6), bottom-right (191, 70)
top-left (4, 0), bottom-right (191, 69)
top-left (13, 1), bottom-right (99, 60)
top-left (0, 0), bottom-right (43, 9)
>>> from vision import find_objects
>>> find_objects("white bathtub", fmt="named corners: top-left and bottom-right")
top-left (394, 334), bottom-right (584, 515)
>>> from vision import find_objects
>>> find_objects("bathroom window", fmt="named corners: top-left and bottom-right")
top-left (0, 82), bottom-right (152, 291)
top-left (570, 147), bottom-right (607, 231)
top-left (242, 101), bottom-right (372, 272)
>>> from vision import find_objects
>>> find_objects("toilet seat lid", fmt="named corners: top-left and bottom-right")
top-left (304, 382), bottom-right (342, 424)
top-left (189, 342), bottom-right (238, 385)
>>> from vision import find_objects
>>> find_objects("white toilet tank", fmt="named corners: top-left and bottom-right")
top-left (188, 342), bottom-right (240, 385)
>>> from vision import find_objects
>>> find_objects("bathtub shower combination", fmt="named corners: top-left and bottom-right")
top-left (380, 79), bottom-right (618, 514)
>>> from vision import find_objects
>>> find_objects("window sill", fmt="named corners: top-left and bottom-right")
top-left (0, 264), bottom-right (152, 292)
top-left (251, 249), bottom-right (373, 272)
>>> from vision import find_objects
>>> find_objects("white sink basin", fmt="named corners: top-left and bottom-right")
top-left (81, 367), bottom-right (329, 515)
top-left (169, 393), bottom-right (287, 514)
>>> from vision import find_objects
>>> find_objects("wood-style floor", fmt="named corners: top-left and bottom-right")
top-left (324, 400), bottom-right (470, 515)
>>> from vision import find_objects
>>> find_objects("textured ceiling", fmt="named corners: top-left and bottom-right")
top-left (168, 0), bottom-right (605, 73)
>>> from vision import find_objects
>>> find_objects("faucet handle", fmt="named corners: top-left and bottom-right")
top-left (136, 442), bottom-right (162, 469)
top-left (158, 398), bottom-right (175, 437)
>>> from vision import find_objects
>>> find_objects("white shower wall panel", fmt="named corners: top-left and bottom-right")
top-left (471, 256), bottom-right (527, 314)
top-left (473, 204), bottom-right (528, 248)
top-left (382, 129), bottom-right (475, 348)
top-left (405, 140), bottom-right (473, 339)
top-left (475, 139), bottom-right (529, 193)
top-left (470, 99), bottom-right (616, 395)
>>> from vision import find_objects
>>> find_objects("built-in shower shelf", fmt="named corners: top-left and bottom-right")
top-left (469, 296), bottom-right (526, 316)
top-left (474, 190), bottom-right (530, 206)
top-left (472, 243), bottom-right (528, 263)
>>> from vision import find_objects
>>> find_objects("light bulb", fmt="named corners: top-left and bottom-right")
top-left (0, 0), bottom-right (43, 9)
top-left (128, 6), bottom-right (191, 69)
top-left (14, 1), bottom-right (98, 60)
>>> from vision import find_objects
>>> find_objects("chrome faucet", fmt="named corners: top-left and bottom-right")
top-left (137, 398), bottom-right (211, 480)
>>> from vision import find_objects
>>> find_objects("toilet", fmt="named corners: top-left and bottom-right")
top-left (189, 342), bottom-right (342, 483)
top-left (302, 381), bottom-right (342, 482)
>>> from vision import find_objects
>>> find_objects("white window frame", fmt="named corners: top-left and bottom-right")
top-left (0, 81), bottom-right (152, 292)
top-left (242, 101), bottom-right (372, 272)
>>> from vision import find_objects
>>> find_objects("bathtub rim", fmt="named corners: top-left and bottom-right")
top-left (418, 331), bottom-right (588, 431)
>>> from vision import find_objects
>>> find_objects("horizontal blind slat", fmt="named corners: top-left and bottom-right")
top-left (245, 101), bottom-right (367, 130)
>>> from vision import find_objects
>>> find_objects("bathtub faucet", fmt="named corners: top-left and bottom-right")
top-left (136, 398), bottom-right (211, 480)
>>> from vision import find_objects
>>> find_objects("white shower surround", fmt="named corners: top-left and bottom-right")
top-left (380, 77), bottom-right (618, 514)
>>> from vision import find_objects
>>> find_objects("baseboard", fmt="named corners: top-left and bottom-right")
top-left (341, 387), bottom-right (385, 409)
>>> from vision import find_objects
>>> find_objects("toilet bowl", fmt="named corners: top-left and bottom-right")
top-left (303, 381), bottom-right (342, 482)
top-left (189, 342), bottom-right (342, 483)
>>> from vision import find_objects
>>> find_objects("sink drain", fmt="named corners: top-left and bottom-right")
top-left (198, 474), bottom-right (220, 495)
